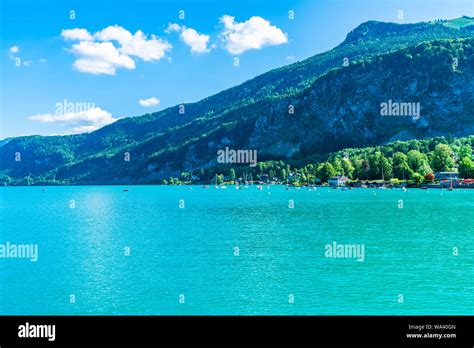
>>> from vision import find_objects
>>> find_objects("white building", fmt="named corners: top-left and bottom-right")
top-left (328, 175), bottom-right (350, 187)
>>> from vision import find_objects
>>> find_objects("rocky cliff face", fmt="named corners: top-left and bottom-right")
top-left (250, 39), bottom-right (474, 157)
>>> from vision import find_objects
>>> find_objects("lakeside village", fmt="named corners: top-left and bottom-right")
top-left (170, 169), bottom-right (474, 189)
top-left (165, 140), bottom-right (474, 189)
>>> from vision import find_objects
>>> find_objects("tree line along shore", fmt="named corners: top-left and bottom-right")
top-left (1, 136), bottom-right (473, 187)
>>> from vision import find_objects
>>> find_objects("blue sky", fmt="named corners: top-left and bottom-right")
top-left (0, 0), bottom-right (473, 138)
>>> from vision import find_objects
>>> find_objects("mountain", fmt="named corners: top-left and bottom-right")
top-left (1, 17), bottom-right (474, 184)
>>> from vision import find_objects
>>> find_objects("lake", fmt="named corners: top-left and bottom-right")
top-left (0, 186), bottom-right (473, 315)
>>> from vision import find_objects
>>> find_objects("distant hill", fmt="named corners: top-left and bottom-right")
top-left (1, 17), bottom-right (473, 184)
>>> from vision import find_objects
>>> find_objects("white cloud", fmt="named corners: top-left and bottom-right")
top-left (219, 15), bottom-right (287, 55)
top-left (8, 45), bottom-right (35, 67)
top-left (9, 46), bottom-right (20, 54)
top-left (167, 23), bottom-right (211, 54)
top-left (119, 30), bottom-right (171, 61)
top-left (9, 46), bottom-right (20, 61)
top-left (61, 28), bottom-right (93, 41)
top-left (61, 25), bottom-right (172, 75)
top-left (181, 28), bottom-right (210, 53)
top-left (95, 26), bottom-right (172, 60)
top-left (166, 23), bottom-right (181, 33)
top-left (94, 25), bottom-right (132, 44)
top-left (28, 106), bottom-right (116, 134)
top-left (70, 41), bottom-right (135, 75)
top-left (139, 97), bottom-right (160, 107)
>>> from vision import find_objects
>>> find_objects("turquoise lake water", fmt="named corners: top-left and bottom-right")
top-left (0, 186), bottom-right (473, 315)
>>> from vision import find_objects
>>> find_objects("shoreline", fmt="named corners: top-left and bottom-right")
top-left (1, 183), bottom-right (473, 189)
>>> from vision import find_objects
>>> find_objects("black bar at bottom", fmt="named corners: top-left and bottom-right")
top-left (1, 316), bottom-right (473, 346)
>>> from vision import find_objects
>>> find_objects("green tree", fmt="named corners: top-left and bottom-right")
top-left (459, 144), bottom-right (472, 159)
top-left (341, 158), bottom-right (355, 179)
top-left (368, 152), bottom-right (392, 180)
top-left (407, 150), bottom-right (432, 175)
top-left (279, 168), bottom-right (288, 181)
top-left (431, 144), bottom-right (454, 172)
top-left (356, 159), bottom-right (371, 180)
top-left (392, 152), bottom-right (413, 180)
top-left (229, 168), bottom-right (236, 181)
top-left (0, 175), bottom-right (12, 186)
top-left (413, 172), bottom-right (424, 186)
top-left (301, 172), bottom-right (307, 182)
top-left (269, 169), bottom-right (276, 180)
top-left (180, 172), bottom-right (191, 182)
top-left (317, 162), bottom-right (336, 182)
top-left (381, 156), bottom-right (393, 180)
top-left (331, 158), bottom-right (343, 174)
top-left (458, 156), bottom-right (474, 178)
